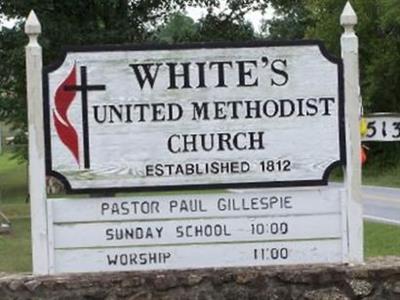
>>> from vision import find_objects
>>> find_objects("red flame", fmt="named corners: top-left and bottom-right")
top-left (53, 64), bottom-right (80, 165)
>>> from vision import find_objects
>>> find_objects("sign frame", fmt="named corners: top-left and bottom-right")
top-left (25, 1), bottom-right (363, 275)
top-left (42, 40), bottom-right (346, 194)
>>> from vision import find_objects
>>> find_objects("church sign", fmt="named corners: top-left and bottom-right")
top-left (44, 42), bottom-right (345, 192)
top-left (25, 2), bottom-right (363, 275)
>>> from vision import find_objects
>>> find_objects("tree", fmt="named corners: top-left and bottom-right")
top-left (196, 12), bottom-right (255, 42)
top-left (154, 8), bottom-right (256, 44)
top-left (0, 25), bottom-right (29, 157)
top-left (154, 12), bottom-right (198, 43)
top-left (260, 0), bottom-right (311, 40)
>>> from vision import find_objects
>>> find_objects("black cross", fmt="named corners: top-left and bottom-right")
top-left (64, 66), bottom-right (106, 169)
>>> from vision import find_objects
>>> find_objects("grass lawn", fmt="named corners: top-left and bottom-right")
top-left (0, 217), bottom-right (32, 272)
top-left (1, 152), bottom-right (400, 273)
top-left (1, 152), bottom-right (31, 272)
top-left (0, 152), bottom-right (28, 204)
top-left (364, 221), bottom-right (400, 257)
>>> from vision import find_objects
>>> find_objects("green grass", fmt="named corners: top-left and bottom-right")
top-left (0, 152), bottom-right (400, 273)
top-left (364, 221), bottom-right (400, 257)
top-left (0, 152), bottom-right (32, 272)
top-left (0, 217), bottom-right (32, 272)
top-left (0, 152), bottom-right (28, 204)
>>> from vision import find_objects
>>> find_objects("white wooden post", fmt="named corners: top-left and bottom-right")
top-left (341, 2), bottom-right (363, 264)
top-left (25, 10), bottom-right (49, 274)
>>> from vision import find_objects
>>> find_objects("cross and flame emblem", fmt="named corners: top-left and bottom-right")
top-left (52, 64), bottom-right (106, 169)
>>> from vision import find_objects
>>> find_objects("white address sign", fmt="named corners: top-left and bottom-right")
top-left (362, 113), bottom-right (400, 142)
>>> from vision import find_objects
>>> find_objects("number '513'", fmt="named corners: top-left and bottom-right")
top-left (367, 121), bottom-right (400, 138)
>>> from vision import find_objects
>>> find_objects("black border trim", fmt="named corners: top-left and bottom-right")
top-left (43, 39), bottom-right (346, 195)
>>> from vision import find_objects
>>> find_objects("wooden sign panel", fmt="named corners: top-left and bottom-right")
top-left (362, 113), bottom-right (400, 142)
top-left (47, 187), bottom-right (346, 273)
top-left (55, 240), bottom-right (343, 273)
top-left (44, 41), bottom-right (345, 192)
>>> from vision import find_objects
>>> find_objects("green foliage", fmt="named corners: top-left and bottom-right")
top-left (155, 12), bottom-right (198, 43)
top-left (261, 0), bottom-right (311, 40)
top-left (380, 0), bottom-right (400, 35)
top-left (196, 13), bottom-right (254, 42)
top-left (0, 27), bottom-right (28, 159)
top-left (154, 7), bottom-right (256, 43)
top-left (362, 158), bottom-right (400, 188)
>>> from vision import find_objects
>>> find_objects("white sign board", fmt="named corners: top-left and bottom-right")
top-left (362, 113), bottom-right (400, 142)
top-left (47, 187), bottom-right (347, 273)
top-left (26, 3), bottom-right (364, 275)
top-left (44, 42), bottom-right (345, 192)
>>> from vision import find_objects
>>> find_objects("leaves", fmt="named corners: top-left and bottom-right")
top-left (154, 12), bottom-right (198, 43)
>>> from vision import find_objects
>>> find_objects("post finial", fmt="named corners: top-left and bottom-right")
top-left (25, 10), bottom-right (41, 35)
top-left (341, 2), bottom-right (357, 28)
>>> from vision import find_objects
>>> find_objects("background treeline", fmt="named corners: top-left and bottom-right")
top-left (1, 0), bottom-right (399, 167)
